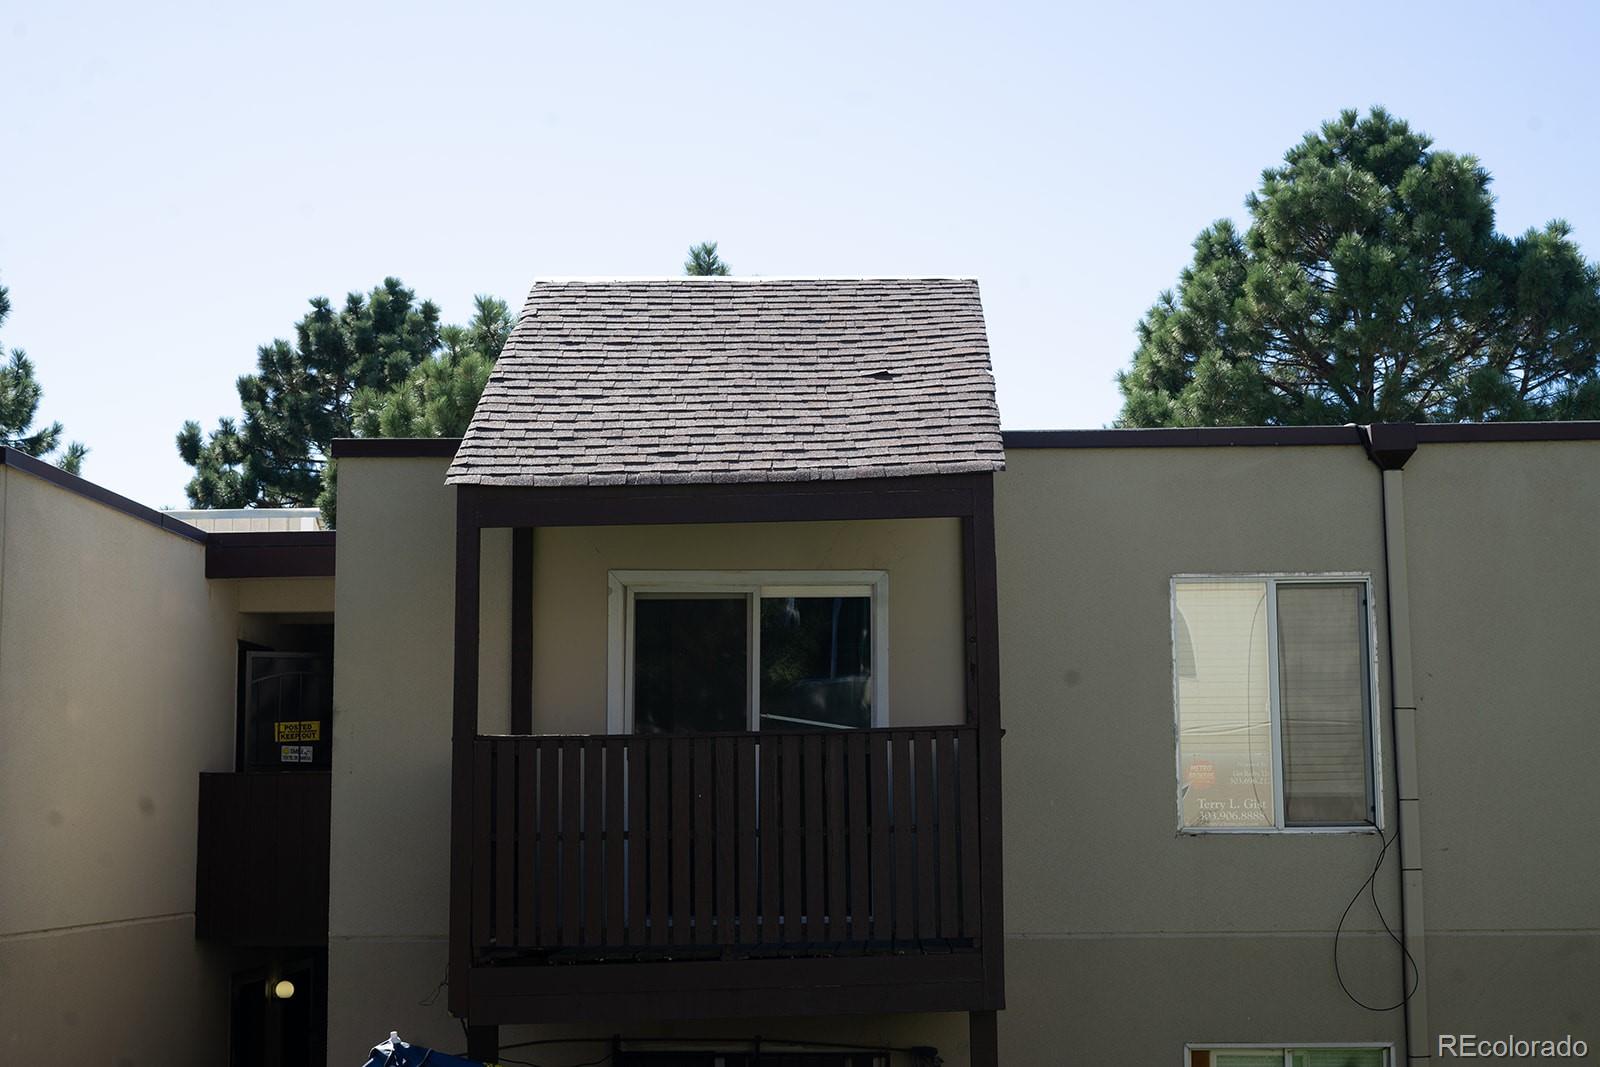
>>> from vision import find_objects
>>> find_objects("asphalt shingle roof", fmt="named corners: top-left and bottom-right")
top-left (445, 277), bottom-right (1005, 487)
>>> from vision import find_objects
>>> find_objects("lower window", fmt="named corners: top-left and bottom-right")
top-left (1173, 576), bottom-right (1379, 830)
top-left (1189, 1048), bottom-right (1389, 1067)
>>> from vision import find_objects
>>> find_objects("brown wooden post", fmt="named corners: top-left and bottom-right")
top-left (969, 1009), bottom-right (999, 1067)
top-left (448, 493), bottom-right (481, 1018)
top-left (963, 475), bottom-right (1006, 1010)
top-left (466, 1024), bottom-right (499, 1060)
top-left (511, 527), bottom-right (534, 733)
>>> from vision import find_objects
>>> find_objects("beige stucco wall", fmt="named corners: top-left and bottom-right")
top-left (0, 465), bottom-right (239, 1063)
top-left (993, 445), bottom-right (1405, 1061)
top-left (993, 440), bottom-right (1599, 1062)
top-left (329, 440), bottom-right (1599, 1064)
top-left (233, 574), bottom-right (336, 614)
top-left (327, 456), bottom-right (518, 1061)
top-left (1397, 441), bottom-right (1600, 1043)
top-left (328, 456), bottom-right (969, 1063)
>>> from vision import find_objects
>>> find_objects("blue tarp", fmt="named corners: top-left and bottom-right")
top-left (362, 1031), bottom-right (487, 1067)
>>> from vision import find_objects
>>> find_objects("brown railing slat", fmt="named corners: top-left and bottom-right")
top-left (868, 732), bottom-right (891, 942)
top-left (914, 731), bottom-right (937, 941)
top-left (627, 738), bottom-right (649, 946)
top-left (846, 732), bottom-right (870, 944)
top-left (647, 739), bottom-right (669, 945)
top-left (780, 736), bottom-right (803, 945)
top-left (802, 733), bottom-right (825, 944)
top-left (692, 737), bottom-right (713, 944)
top-left (892, 731), bottom-right (915, 942)
top-left (604, 738), bottom-right (626, 945)
top-left (472, 741), bottom-right (493, 950)
top-left (957, 728), bottom-right (981, 941)
top-left (738, 736), bottom-right (760, 945)
top-left (936, 731), bottom-right (960, 940)
top-left (560, 741), bottom-right (582, 945)
top-left (669, 738), bottom-right (692, 945)
top-left (495, 740), bottom-right (516, 946)
top-left (516, 740), bottom-right (537, 947)
top-left (582, 739), bottom-right (604, 946)
top-left (823, 732), bottom-right (847, 944)
top-left (538, 740), bottom-right (560, 946)
top-left (758, 736), bottom-right (780, 944)
top-left (713, 737), bottom-right (738, 946)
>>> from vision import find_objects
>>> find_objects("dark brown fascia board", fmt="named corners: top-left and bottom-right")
top-left (1411, 420), bottom-right (1600, 443)
top-left (461, 473), bottom-right (985, 528)
top-left (1005, 421), bottom-right (1600, 474)
top-left (331, 437), bottom-right (461, 459)
top-left (1004, 421), bottom-right (1600, 450)
top-left (0, 447), bottom-right (336, 574)
top-left (1002, 426), bottom-right (1364, 449)
top-left (205, 532), bottom-right (336, 579)
top-left (333, 423), bottom-right (1600, 462)
top-left (0, 445), bottom-right (208, 543)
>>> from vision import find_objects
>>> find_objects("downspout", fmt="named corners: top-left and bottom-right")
top-left (1362, 423), bottom-right (1430, 1065)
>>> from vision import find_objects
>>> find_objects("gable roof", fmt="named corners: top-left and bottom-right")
top-left (445, 277), bottom-right (1005, 487)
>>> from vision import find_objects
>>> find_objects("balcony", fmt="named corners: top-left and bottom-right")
top-left (474, 723), bottom-right (980, 956)
top-left (464, 725), bottom-right (993, 1021)
top-left (447, 474), bottom-right (1004, 1036)
top-left (195, 771), bottom-right (331, 947)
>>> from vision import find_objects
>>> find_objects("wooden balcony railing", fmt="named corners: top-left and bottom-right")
top-left (195, 771), bottom-right (330, 946)
top-left (470, 725), bottom-right (980, 961)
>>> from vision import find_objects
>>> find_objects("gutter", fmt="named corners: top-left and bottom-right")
top-left (1362, 423), bottom-right (1430, 1066)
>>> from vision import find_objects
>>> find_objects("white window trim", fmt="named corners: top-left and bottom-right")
top-left (606, 569), bottom-right (890, 735)
top-left (1171, 572), bottom-right (1384, 835)
top-left (1182, 1042), bottom-right (1394, 1067)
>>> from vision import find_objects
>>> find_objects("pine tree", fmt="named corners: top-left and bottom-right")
top-left (685, 241), bottom-right (732, 276)
top-left (348, 296), bottom-right (512, 439)
top-left (317, 296), bottom-right (515, 524)
top-left (1118, 108), bottom-right (1600, 426)
top-left (177, 278), bottom-right (443, 509)
top-left (0, 280), bottom-right (87, 474)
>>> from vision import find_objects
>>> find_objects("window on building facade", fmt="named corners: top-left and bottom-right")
top-left (1189, 1048), bottom-right (1389, 1067)
top-left (1173, 576), bottom-right (1378, 830)
top-left (612, 571), bottom-right (889, 734)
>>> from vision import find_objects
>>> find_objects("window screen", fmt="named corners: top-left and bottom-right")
top-left (1277, 584), bottom-right (1372, 825)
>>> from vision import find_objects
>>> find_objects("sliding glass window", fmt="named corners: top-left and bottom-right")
top-left (614, 572), bottom-right (888, 734)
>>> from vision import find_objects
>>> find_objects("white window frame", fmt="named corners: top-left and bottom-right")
top-left (606, 569), bottom-right (890, 735)
top-left (1171, 573), bottom-right (1384, 834)
top-left (1183, 1042), bottom-right (1394, 1067)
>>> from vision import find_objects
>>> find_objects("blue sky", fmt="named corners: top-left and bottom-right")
top-left (5, 1), bottom-right (1599, 506)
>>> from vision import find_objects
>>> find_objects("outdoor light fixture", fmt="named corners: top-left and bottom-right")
top-left (272, 979), bottom-right (295, 1001)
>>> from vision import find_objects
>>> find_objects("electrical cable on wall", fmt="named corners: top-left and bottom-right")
top-left (1333, 826), bottom-right (1419, 1012)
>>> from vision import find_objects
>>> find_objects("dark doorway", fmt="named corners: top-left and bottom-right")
top-left (235, 621), bottom-right (335, 771)
top-left (228, 954), bottom-right (325, 1067)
